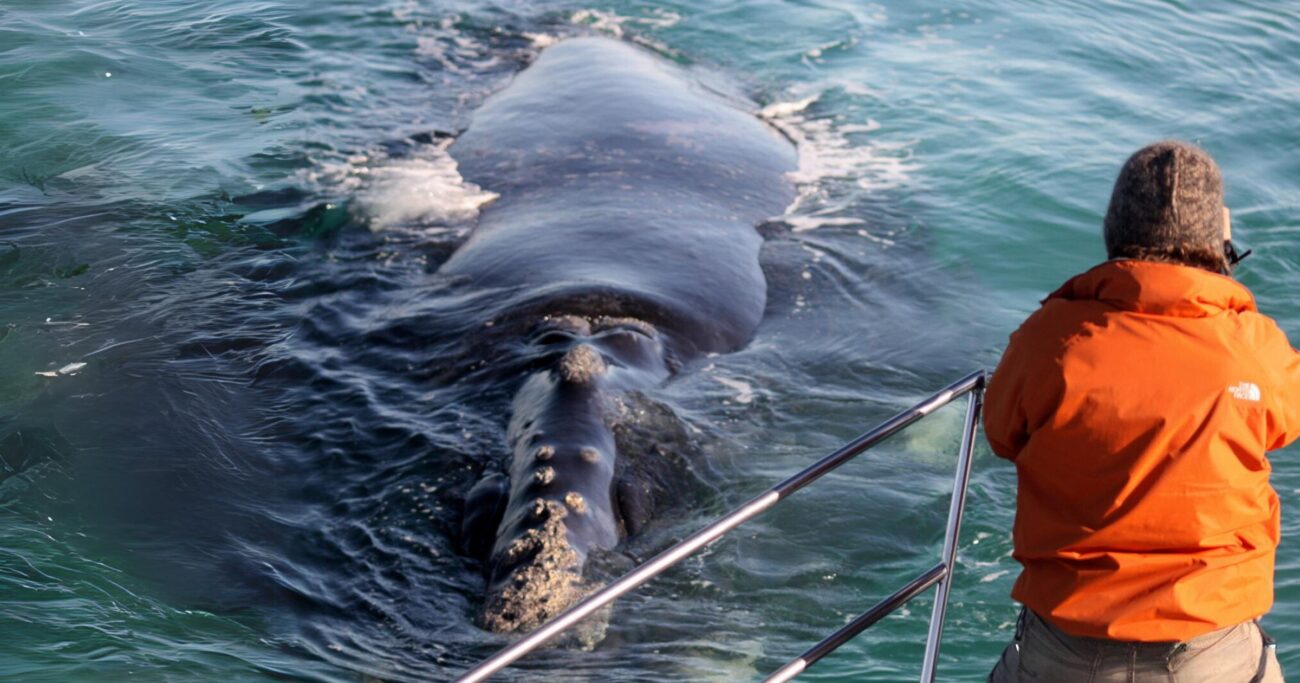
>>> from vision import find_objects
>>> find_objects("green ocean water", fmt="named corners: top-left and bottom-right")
top-left (2, 1), bottom-right (1299, 681)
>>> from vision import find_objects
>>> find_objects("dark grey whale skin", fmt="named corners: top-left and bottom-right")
top-left (442, 36), bottom-right (795, 634)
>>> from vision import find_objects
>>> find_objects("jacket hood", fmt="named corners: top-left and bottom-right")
top-left (1045, 259), bottom-right (1256, 317)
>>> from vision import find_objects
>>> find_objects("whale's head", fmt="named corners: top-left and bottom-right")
top-left (469, 315), bottom-right (672, 642)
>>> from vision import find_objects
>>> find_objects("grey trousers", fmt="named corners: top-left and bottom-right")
top-left (989, 609), bottom-right (1284, 682)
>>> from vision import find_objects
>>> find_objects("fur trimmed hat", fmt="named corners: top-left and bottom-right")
top-left (1103, 141), bottom-right (1226, 271)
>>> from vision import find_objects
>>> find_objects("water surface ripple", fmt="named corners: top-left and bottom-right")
top-left (2, 1), bottom-right (1299, 681)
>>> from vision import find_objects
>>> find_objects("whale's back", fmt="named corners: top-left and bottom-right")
top-left (441, 37), bottom-right (796, 354)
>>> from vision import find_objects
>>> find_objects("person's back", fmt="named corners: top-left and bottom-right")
top-left (985, 141), bottom-right (1298, 681)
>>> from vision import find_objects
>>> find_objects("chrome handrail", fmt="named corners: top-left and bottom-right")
top-left (457, 370), bottom-right (987, 683)
top-left (766, 374), bottom-right (984, 682)
top-left (922, 381), bottom-right (983, 681)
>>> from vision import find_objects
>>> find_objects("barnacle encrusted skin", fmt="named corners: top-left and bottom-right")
top-left (480, 500), bottom-right (594, 635)
top-left (592, 316), bottom-right (657, 337)
top-left (564, 491), bottom-right (588, 514)
top-left (558, 344), bottom-right (607, 385)
top-left (542, 314), bottom-right (593, 337)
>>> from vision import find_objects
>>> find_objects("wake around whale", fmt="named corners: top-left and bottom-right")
top-left (443, 36), bottom-right (796, 639)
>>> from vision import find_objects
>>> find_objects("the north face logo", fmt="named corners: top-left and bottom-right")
top-left (1229, 382), bottom-right (1262, 402)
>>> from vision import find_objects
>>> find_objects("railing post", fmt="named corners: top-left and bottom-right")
top-left (919, 379), bottom-right (984, 682)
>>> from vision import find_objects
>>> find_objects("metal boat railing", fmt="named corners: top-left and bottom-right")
top-left (458, 369), bottom-right (987, 683)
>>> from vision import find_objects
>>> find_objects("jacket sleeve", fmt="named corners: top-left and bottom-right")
top-left (984, 326), bottom-right (1030, 461)
top-left (1261, 319), bottom-right (1300, 451)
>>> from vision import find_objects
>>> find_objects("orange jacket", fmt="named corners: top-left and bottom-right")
top-left (985, 259), bottom-right (1300, 642)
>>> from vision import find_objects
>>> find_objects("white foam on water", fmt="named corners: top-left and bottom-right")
top-left (981, 569), bottom-right (1012, 584)
top-left (354, 149), bottom-right (497, 230)
top-left (759, 91), bottom-right (917, 232)
top-left (413, 30), bottom-right (502, 74)
top-left (301, 138), bottom-right (497, 232)
top-left (713, 375), bottom-right (755, 404)
top-left (35, 361), bottom-right (87, 378)
top-left (802, 36), bottom-right (859, 64)
top-left (757, 95), bottom-right (818, 120)
top-left (522, 32), bottom-right (559, 49)
top-left (571, 8), bottom-right (682, 37)
top-left (570, 8), bottom-right (681, 56)
top-left (396, 8), bottom-right (518, 78)
top-left (784, 214), bottom-right (866, 233)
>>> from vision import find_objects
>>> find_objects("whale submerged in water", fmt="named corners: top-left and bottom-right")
top-left (444, 36), bottom-right (795, 636)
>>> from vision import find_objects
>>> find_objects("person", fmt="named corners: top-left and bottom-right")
top-left (984, 140), bottom-right (1297, 682)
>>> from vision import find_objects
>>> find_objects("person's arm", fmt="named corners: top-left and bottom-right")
top-left (983, 328), bottom-right (1030, 461)
top-left (1262, 319), bottom-right (1300, 451)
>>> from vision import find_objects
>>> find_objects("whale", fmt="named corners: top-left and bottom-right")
top-left (444, 36), bottom-right (796, 637)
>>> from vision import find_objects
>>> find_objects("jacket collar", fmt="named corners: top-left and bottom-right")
top-left (1045, 259), bottom-right (1256, 317)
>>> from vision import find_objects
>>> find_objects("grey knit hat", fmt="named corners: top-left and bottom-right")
top-left (1103, 141), bottom-right (1226, 271)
